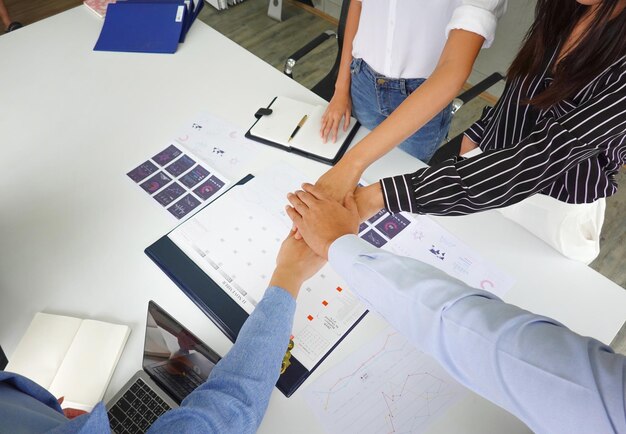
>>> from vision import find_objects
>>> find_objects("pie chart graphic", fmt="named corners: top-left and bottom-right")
top-left (480, 279), bottom-right (495, 290)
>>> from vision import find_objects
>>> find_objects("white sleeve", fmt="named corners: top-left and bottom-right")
top-left (445, 0), bottom-right (508, 48)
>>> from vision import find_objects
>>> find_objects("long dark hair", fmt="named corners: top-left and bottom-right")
top-left (508, 0), bottom-right (626, 108)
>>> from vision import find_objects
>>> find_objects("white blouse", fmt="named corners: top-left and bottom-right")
top-left (352, 0), bottom-right (507, 79)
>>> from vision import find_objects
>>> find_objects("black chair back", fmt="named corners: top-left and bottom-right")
top-left (311, 0), bottom-right (351, 101)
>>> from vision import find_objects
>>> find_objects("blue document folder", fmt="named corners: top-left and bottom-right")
top-left (94, 2), bottom-right (186, 54)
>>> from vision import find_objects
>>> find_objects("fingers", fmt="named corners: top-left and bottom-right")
top-left (302, 182), bottom-right (328, 200)
top-left (287, 192), bottom-right (308, 215)
top-left (295, 189), bottom-right (318, 207)
top-left (285, 205), bottom-right (303, 226)
top-left (321, 114), bottom-right (343, 143)
top-left (343, 109), bottom-right (351, 132)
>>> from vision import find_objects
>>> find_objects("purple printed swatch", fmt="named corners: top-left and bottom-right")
top-left (361, 230), bottom-right (387, 247)
top-left (193, 176), bottom-right (225, 201)
top-left (375, 214), bottom-right (411, 240)
top-left (168, 194), bottom-right (201, 219)
top-left (154, 182), bottom-right (185, 206)
top-left (165, 155), bottom-right (195, 177)
top-left (152, 144), bottom-right (182, 166)
top-left (179, 166), bottom-right (210, 188)
top-left (140, 172), bottom-right (172, 194)
top-left (127, 161), bottom-right (158, 183)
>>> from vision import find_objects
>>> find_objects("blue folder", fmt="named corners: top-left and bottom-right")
top-left (94, 1), bottom-right (186, 54)
top-left (123, 0), bottom-right (193, 43)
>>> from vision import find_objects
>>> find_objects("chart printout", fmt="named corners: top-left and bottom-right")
top-left (303, 328), bottom-right (467, 434)
top-left (168, 164), bottom-right (368, 371)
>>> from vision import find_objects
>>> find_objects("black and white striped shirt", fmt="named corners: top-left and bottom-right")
top-left (380, 53), bottom-right (626, 216)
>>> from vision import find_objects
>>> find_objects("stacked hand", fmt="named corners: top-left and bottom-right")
top-left (286, 184), bottom-right (361, 259)
top-left (270, 230), bottom-right (326, 299)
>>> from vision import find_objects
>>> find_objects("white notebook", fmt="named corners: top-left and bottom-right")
top-left (246, 96), bottom-right (359, 164)
top-left (6, 312), bottom-right (130, 411)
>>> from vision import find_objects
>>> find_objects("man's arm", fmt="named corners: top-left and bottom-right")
top-left (328, 234), bottom-right (626, 434)
top-left (149, 233), bottom-right (326, 434)
top-left (148, 286), bottom-right (295, 434)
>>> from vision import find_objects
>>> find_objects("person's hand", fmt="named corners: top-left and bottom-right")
top-left (269, 230), bottom-right (326, 299)
top-left (321, 91), bottom-right (352, 143)
top-left (286, 184), bottom-right (360, 259)
top-left (57, 397), bottom-right (87, 419)
top-left (314, 162), bottom-right (362, 204)
top-left (459, 135), bottom-right (479, 156)
top-left (354, 183), bottom-right (385, 221)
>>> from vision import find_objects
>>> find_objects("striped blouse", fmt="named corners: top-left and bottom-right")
top-left (380, 52), bottom-right (626, 216)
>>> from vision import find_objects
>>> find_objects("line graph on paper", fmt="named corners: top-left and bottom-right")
top-left (303, 328), bottom-right (466, 434)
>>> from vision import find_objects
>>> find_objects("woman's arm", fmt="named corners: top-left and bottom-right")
top-left (377, 77), bottom-right (626, 216)
top-left (316, 29), bottom-right (486, 201)
top-left (320, 0), bottom-right (362, 143)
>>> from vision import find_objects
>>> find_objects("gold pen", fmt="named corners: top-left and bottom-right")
top-left (287, 115), bottom-right (308, 142)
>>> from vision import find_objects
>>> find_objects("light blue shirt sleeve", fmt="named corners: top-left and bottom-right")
top-left (148, 285), bottom-right (295, 434)
top-left (328, 234), bottom-right (626, 434)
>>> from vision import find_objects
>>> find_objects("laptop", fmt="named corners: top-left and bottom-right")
top-left (106, 301), bottom-right (221, 434)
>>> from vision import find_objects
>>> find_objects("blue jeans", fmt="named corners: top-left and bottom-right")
top-left (350, 58), bottom-right (452, 162)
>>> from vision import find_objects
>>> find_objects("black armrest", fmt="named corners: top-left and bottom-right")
top-left (457, 72), bottom-right (505, 104)
top-left (451, 72), bottom-right (504, 115)
top-left (284, 30), bottom-right (336, 78)
top-left (0, 345), bottom-right (7, 370)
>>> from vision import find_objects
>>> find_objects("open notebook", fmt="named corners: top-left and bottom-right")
top-left (245, 96), bottom-right (360, 165)
top-left (6, 313), bottom-right (130, 411)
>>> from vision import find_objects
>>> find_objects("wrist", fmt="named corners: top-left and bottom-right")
top-left (336, 153), bottom-right (366, 177)
top-left (361, 183), bottom-right (384, 218)
top-left (269, 268), bottom-right (305, 299)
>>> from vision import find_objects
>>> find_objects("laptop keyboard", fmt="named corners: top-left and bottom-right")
top-left (108, 377), bottom-right (172, 434)
top-left (150, 364), bottom-right (203, 399)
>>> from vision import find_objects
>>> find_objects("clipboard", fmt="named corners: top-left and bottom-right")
top-left (145, 174), bottom-right (368, 397)
top-left (245, 96), bottom-right (361, 166)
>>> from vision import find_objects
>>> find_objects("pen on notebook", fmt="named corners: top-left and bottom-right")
top-left (288, 115), bottom-right (308, 142)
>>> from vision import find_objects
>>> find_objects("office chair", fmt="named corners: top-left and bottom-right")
top-left (428, 72), bottom-right (504, 165)
top-left (0, 345), bottom-right (7, 370)
top-left (283, 0), bottom-right (350, 102)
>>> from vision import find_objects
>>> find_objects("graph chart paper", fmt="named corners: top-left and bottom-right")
top-left (304, 328), bottom-right (467, 434)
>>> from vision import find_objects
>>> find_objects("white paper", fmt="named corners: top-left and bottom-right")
top-left (175, 113), bottom-right (261, 180)
top-left (304, 327), bottom-right (467, 434)
top-left (379, 214), bottom-right (514, 297)
top-left (168, 163), bottom-right (368, 370)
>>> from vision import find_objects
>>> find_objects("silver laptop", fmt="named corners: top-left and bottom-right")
top-left (106, 301), bottom-right (221, 434)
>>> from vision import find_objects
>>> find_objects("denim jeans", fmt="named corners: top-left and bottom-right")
top-left (350, 58), bottom-right (452, 163)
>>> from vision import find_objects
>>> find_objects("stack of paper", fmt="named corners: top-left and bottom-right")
top-left (94, 0), bottom-right (204, 54)
top-left (83, 0), bottom-right (116, 18)
top-left (6, 312), bottom-right (130, 411)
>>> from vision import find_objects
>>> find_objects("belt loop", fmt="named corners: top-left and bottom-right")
top-left (400, 79), bottom-right (407, 95)
top-left (354, 58), bottom-right (363, 74)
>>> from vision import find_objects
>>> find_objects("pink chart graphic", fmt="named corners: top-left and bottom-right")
top-left (304, 330), bottom-right (466, 434)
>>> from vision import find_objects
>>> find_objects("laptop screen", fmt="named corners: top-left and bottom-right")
top-left (143, 301), bottom-right (221, 399)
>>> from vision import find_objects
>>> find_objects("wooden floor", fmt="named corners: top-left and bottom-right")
top-left (4, 0), bottom-right (625, 351)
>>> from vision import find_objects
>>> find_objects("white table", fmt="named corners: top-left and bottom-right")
top-left (1, 7), bottom-right (625, 433)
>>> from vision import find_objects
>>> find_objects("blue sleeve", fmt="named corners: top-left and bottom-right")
top-left (148, 286), bottom-right (296, 434)
top-left (328, 234), bottom-right (626, 434)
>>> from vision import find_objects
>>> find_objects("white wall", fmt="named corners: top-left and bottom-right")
top-left (468, 0), bottom-right (537, 96)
